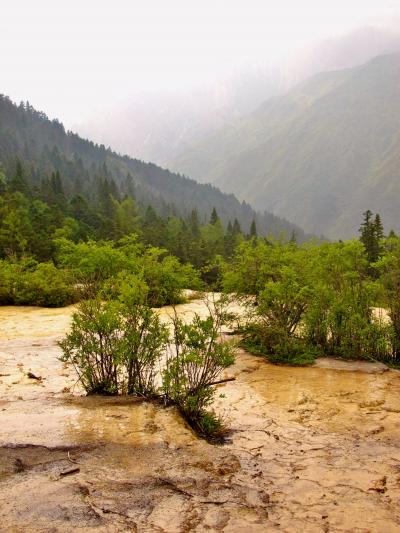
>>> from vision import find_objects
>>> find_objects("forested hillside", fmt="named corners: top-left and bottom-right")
top-left (170, 53), bottom-right (400, 239)
top-left (0, 94), bottom-right (305, 240)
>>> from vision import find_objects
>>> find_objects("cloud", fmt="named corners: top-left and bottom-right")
top-left (1, 0), bottom-right (398, 125)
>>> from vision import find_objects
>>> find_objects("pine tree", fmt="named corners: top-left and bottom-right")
top-left (359, 210), bottom-right (384, 265)
top-left (359, 210), bottom-right (374, 260)
top-left (142, 206), bottom-right (166, 247)
top-left (249, 219), bottom-right (257, 239)
top-left (232, 218), bottom-right (242, 236)
top-left (52, 170), bottom-right (64, 196)
top-left (0, 169), bottom-right (6, 195)
top-left (210, 207), bottom-right (219, 225)
top-left (9, 160), bottom-right (29, 194)
top-left (374, 214), bottom-right (384, 240)
top-left (48, 170), bottom-right (66, 210)
top-left (124, 173), bottom-right (136, 198)
top-left (189, 209), bottom-right (200, 238)
top-left (97, 178), bottom-right (116, 220)
top-left (224, 221), bottom-right (236, 257)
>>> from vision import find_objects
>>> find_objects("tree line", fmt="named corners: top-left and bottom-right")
top-left (0, 161), bottom-right (260, 307)
top-left (0, 95), bottom-right (305, 241)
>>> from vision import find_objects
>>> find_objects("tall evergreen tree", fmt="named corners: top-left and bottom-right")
top-left (51, 170), bottom-right (64, 196)
top-left (124, 173), bottom-right (136, 198)
top-left (142, 205), bottom-right (166, 248)
top-left (0, 169), bottom-right (7, 195)
top-left (359, 210), bottom-right (384, 265)
top-left (249, 219), bottom-right (257, 239)
top-left (232, 218), bottom-right (242, 236)
top-left (9, 160), bottom-right (29, 195)
top-left (374, 213), bottom-right (384, 240)
top-left (97, 178), bottom-right (116, 220)
top-left (224, 221), bottom-right (236, 257)
top-left (188, 209), bottom-right (200, 235)
top-left (210, 207), bottom-right (219, 225)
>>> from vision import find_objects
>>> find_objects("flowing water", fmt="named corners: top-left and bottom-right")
top-left (0, 299), bottom-right (400, 532)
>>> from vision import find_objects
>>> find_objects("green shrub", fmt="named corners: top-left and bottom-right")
top-left (55, 238), bottom-right (130, 297)
top-left (15, 262), bottom-right (76, 307)
top-left (163, 297), bottom-right (235, 441)
top-left (55, 237), bottom-right (202, 306)
top-left (240, 324), bottom-right (318, 366)
top-left (0, 260), bottom-right (18, 304)
top-left (118, 278), bottom-right (169, 395)
top-left (59, 287), bottom-right (169, 395)
top-left (59, 299), bottom-right (123, 394)
top-left (190, 410), bottom-right (227, 442)
top-left (135, 251), bottom-right (201, 307)
top-left (0, 259), bottom-right (75, 307)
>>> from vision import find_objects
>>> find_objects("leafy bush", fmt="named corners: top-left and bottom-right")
top-left (257, 270), bottom-right (311, 335)
top-left (15, 262), bottom-right (76, 307)
top-left (163, 297), bottom-right (235, 441)
top-left (60, 299), bottom-right (123, 394)
top-left (0, 259), bottom-right (76, 307)
top-left (55, 238), bottom-right (130, 297)
top-left (194, 411), bottom-right (227, 441)
top-left (118, 278), bottom-right (169, 394)
top-left (240, 324), bottom-right (318, 366)
top-left (133, 248), bottom-right (201, 306)
top-left (55, 236), bottom-right (201, 306)
top-left (377, 236), bottom-right (400, 361)
top-left (226, 238), bottom-right (398, 365)
top-left (59, 286), bottom-right (169, 395)
top-left (60, 291), bottom-right (234, 441)
top-left (0, 260), bottom-right (18, 304)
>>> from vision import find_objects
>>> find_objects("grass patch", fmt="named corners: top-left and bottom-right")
top-left (180, 408), bottom-right (229, 443)
top-left (239, 326), bottom-right (319, 366)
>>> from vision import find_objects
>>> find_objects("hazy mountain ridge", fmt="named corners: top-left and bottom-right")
top-left (75, 66), bottom-right (284, 167)
top-left (0, 94), bottom-right (306, 239)
top-left (76, 25), bottom-right (400, 175)
top-left (171, 53), bottom-right (400, 238)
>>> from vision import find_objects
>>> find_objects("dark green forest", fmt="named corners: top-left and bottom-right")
top-left (0, 95), bottom-right (305, 240)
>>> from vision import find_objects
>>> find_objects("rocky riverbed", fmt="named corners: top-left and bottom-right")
top-left (1, 300), bottom-right (400, 532)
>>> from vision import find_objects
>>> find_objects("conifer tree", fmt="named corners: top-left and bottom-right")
top-left (249, 219), bottom-right (257, 239)
top-left (189, 209), bottom-right (200, 238)
top-left (0, 169), bottom-right (6, 195)
top-left (9, 160), bottom-right (29, 195)
top-left (210, 207), bottom-right (219, 225)
top-left (232, 218), bottom-right (242, 236)
top-left (374, 213), bottom-right (384, 240)
top-left (359, 210), bottom-right (384, 264)
top-left (125, 173), bottom-right (136, 198)
top-left (224, 221), bottom-right (236, 257)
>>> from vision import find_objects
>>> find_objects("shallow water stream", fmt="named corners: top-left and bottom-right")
top-left (0, 300), bottom-right (400, 532)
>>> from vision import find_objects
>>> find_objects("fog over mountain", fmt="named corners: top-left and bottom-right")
top-left (75, 66), bottom-right (284, 166)
top-left (171, 52), bottom-right (400, 239)
top-left (76, 25), bottom-right (400, 168)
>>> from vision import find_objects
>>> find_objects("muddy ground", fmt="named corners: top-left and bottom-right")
top-left (0, 301), bottom-right (400, 532)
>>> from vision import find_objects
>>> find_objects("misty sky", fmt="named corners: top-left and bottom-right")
top-left (1, 0), bottom-right (399, 126)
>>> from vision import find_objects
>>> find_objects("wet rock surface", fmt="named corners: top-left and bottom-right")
top-left (1, 302), bottom-right (400, 532)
